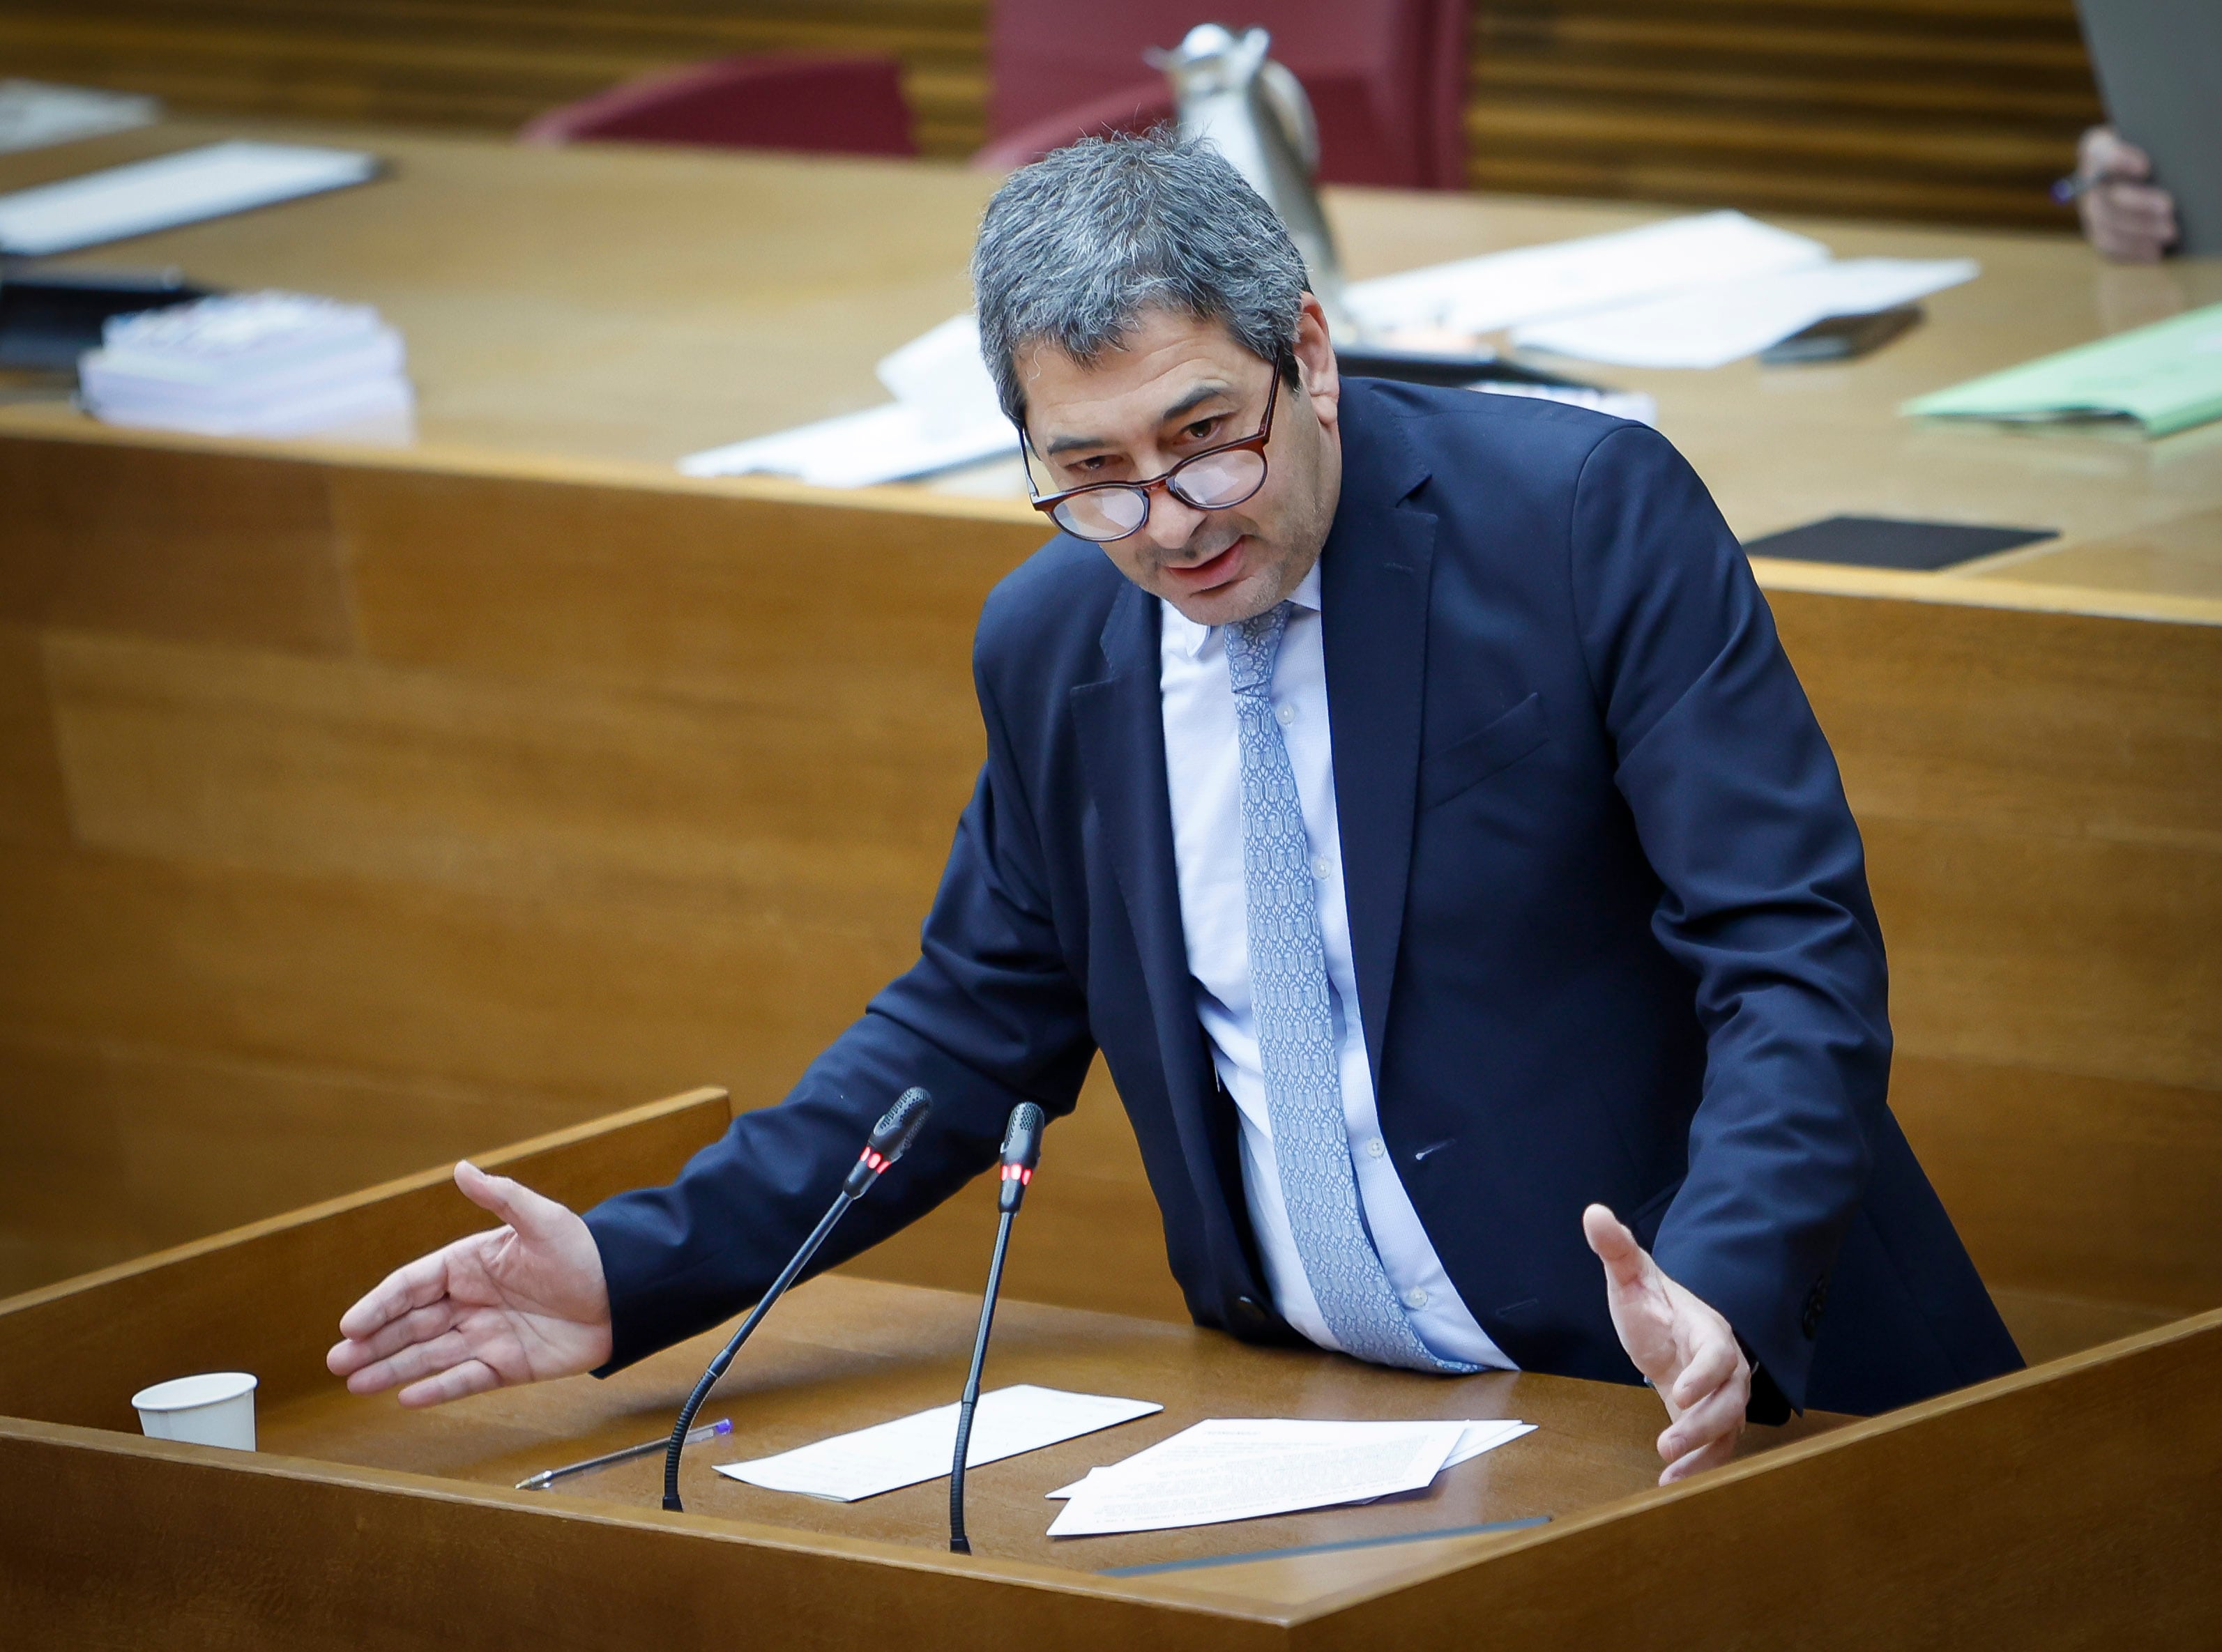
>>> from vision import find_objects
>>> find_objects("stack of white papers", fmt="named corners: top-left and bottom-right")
top-left (1512, 257), bottom-right (1978, 370)
top-left (79, 290), bottom-right (414, 439)
top-left (0, 80), bottom-right (160, 156)
top-left (680, 312), bottom-right (1015, 487)
top-left (0, 139), bottom-right (377, 257)
top-left (712, 1385), bottom-right (1161, 1502)
top-left (1348, 211), bottom-right (1829, 339)
top-left (1471, 380), bottom-right (1657, 426)
top-left (1045, 1417), bottom-right (1535, 1538)
top-left (1346, 209), bottom-right (1979, 370)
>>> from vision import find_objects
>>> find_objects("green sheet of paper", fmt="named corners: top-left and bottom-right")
top-left (1901, 301), bottom-right (2222, 437)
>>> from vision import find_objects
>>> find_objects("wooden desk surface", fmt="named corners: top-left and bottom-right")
top-left (260, 1271), bottom-right (1833, 1592)
top-left (3, 116), bottom-right (2219, 603)
top-left (269, 1276), bottom-right (1848, 1607)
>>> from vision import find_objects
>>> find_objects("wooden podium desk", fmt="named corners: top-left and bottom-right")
top-left (3, 1091), bottom-right (2216, 1649)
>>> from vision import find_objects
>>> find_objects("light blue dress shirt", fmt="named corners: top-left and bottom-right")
top-left (1157, 563), bottom-right (1515, 1371)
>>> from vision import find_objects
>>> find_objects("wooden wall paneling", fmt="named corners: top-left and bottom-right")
top-left (0, 1038), bottom-right (155, 1296)
top-left (0, 438), bottom-right (352, 654)
top-left (1772, 592), bottom-right (2222, 1072)
top-left (1772, 587), bottom-right (2222, 853)
top-left (39, 627), bottom-right (973, 921)
top-left (0, 624), bottom-right (69, 848)
top-left (1889, 1054), bottom-right (2222, 1315)
top-left (0, 1), bottom-right (2101, 225)
top-left (24, 619), bottom-right (1187, 1317)
top-left (1866, 816), bottom-right (2219, 1092)
top-left (15, 648), bottom-right (1174, 1320)
top-left (0, 840), bottom-right (906, 1109)
top-left (0, 1087), bottom-right (733, 1428)
top-left (0, 0), bottom-right (994, 155)
top-left (0, 1031), bottom-right (593, 1298)
top-left (1463, 0), bottom-right (2102, 228)
top-left (1985, 1289), bottom-right (2176, 1370)
top-left (0, 442), bottom-right (1051, 1303)
top-left (335, 466), bottom-right (1044, 703)
top-left (1767, 583), bottom-right (2222, 1326)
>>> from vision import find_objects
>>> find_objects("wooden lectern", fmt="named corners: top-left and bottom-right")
top-left (3, 1088), bottom-right (2216, 1648)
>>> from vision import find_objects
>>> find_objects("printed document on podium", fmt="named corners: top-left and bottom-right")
top-left (1047, 1417), bottom-right (1535, 1501)
top-left (714, 1384), bottom-right (1159, 1502)
top-left (1047, 1418), bottom-right (1532, 1538)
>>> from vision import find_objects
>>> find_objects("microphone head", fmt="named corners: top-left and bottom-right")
top-left (1000, 1101), bottom-right (1047, 1171)
top-left (869, 1087), bottom-right (934, 1163)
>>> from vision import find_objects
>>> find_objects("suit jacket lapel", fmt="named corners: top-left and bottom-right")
top-left (1321, 390), bottom-right (1438, 1099)
top-left (1067, 583), bottom-right (1245, 1248)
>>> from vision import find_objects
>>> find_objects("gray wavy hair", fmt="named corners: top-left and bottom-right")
top-left (971, 131), bottom-right (1311, 425)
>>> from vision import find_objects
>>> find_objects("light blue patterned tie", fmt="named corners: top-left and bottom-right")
top-left (1224, 604), bottom-right (1475, 1375)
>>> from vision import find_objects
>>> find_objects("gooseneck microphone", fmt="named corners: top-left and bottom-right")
top-left (948, 1101), bottom-right (1047, 1554)
top-left (660, 1087), bottom-right (932, 1513)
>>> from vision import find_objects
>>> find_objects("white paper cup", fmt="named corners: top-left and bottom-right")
top-left (131, 1372), bottom-right (257, 1451)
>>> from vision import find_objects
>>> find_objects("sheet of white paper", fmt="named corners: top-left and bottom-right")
top-left (0, 79), bottom-right (160, 155)
top-left (1346, 210), bottom-right (1829, 339)
top-left (1512, 257), bottom-right (1979, 369)
top-left (1044, 1418), bottom-right (1466, 1537)
top-left (1469, 381), bottom-right (1656, 427)
top-left (1047, 1418), bottom-right (1533, 1499)
top-left (876, 312), bottom-right (1005, 426)
top-left (0, 140), bottom-right (378, 257)
top-left (713, 1385), bottom-right (1160, 1503)
top-left (1334, 1419), bottom-right (1541, 1507)
top-left (679, 399), bottom-right (1012, 486)
top-left (1440, 1418), bottom-right (1537, 1468)
top-left (684, 312), bottom-right (1012, 487)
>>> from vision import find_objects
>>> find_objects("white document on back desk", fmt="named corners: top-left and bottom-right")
top-left (1512, 257), bottom-right (1979, 369)
top-left (678, 312), bottom-right (1012, 487)
top-left (1345, 209), bottom-right (1829, 338)
top-left (1044, 1418), bottom-right (1480, 1538)
top-left (0, 139), bottom-right (377, 257)
top-left (713, 1384), bottom-right (1159, 1502)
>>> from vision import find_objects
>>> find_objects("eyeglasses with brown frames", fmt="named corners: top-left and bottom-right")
top-left (1021, 355), bottom-right (1286, 544)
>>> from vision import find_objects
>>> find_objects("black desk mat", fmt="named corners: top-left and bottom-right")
top-left (1742, 515), bottom-right (2057, 572)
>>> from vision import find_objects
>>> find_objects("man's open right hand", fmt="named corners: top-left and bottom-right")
top-left (326, 1161), bottom-right (614, 1407)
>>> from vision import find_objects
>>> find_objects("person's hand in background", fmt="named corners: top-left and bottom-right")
top-left (2073, 127), bottom-right (2179, 263)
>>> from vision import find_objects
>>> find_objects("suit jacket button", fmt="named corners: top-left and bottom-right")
top-left (1801, 1278), bottom-right (1829, 1340)
top-left (1230, 1295), bottom-right (1270, 1335)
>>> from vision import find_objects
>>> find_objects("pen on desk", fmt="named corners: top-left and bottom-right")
top-left (517, 1418), bottom-right (732, 1490)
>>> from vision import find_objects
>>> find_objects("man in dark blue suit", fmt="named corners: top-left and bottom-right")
top-left (330, 135), bottom-right (2020, 1483)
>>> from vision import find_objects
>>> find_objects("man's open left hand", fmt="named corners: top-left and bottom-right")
top-left (1582, 1202), bottom-right (1751, 1486)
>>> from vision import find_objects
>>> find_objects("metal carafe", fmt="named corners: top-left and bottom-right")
top-left (1154, 23), bottom-right (1360, 340)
